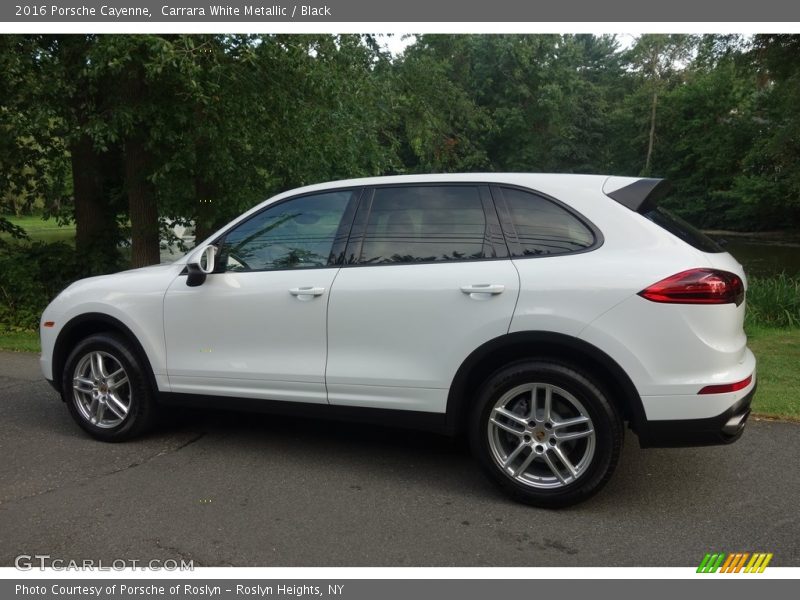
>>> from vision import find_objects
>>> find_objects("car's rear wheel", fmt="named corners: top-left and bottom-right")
top-left (470, 360), bottom-right (622, 507)
top-left (62, 333), bottom-right (157, 441)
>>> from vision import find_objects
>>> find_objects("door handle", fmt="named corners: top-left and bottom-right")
top-left (460, 284), bottom-right (505, 296)
top-left (289, 286), bottom-right (325, 297)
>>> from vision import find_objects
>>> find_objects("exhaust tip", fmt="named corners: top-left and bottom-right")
top-left (722, 409), bottom-right (750, 436)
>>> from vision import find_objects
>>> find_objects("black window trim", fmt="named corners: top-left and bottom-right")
top-left (342, 182), bottom-right (509, 268)
top-left (490, 183), bottom-right (604, 259)
top-left (342, 187), bottom-right (374, 266)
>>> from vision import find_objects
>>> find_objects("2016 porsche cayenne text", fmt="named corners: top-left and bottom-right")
top-left (40, 174), bottom-right (756, 507)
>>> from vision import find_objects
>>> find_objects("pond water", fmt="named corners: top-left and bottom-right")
top-left (720, 240), bottom-right (800, 278)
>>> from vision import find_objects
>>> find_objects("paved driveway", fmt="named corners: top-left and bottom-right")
top-left (0, 351), bottom-right (797, 567)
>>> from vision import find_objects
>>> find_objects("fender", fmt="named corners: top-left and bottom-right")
top-left (445, 330), bottom-right (647, 435)
top-left (51, 312), bottom-right (160, 396)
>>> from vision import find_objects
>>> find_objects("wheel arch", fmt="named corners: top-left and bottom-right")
top-left (52, 312), bottom-right (159, 397)
top-left (445, 331), bottom-right (646, 436)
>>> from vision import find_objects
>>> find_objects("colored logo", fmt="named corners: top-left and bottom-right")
top-left (697, 552), bottom-right (773, 573)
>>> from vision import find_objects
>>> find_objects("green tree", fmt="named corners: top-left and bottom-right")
top-left (623, 34), bottom-right (697, 176)
top-left (395, 34), bottom-right (625, 174)
top-left (1, 35), bottom-right (127, 274)
top-left (2, 34), bottom-right (398, 269)
top-left (731, 35), bottom-right (800, 228)
top-left (0, 37), bottom-right (72, 247)
top-left (651, 35), bottom-right (758, 227)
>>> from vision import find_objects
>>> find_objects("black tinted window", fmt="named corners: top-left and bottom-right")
top-left (502, 188), bottom-right (595, 256)
top-left (359, 186), bottom-right (489, 264)
top-left (643, 206), bottom-right (723, 253)
top-left (220, 191), bottom-right (353, 271)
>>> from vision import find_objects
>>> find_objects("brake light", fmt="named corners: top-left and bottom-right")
top-left (699, 375), bottom-right (752, 395)
top-left (638, 269), bottom-right (744, 306)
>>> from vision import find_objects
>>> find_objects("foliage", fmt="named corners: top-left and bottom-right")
top-left (746, 274), bottom-right (800, 329)
top-left (730, 35), bottom-right (800, 230)
top-left (394, 34), bottom-right (627, 174)
top-left (0, 216), bottom-right (28, 241)
top-left (1, 32), bottom-right (800, 269)
top-left (0, 36), bottom-right (73, 219)
top-left (0, 242), bottom-right (81, 330)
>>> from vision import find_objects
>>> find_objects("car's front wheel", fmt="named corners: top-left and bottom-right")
top-left (470, 360), bottom-right (623, 507)
top-left (62, 333), bottom-right (157, 441)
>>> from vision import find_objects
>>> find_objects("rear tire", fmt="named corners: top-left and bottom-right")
top-left (61, 332), bottom-right (158, 442)
top-left (469, 360), bottom-right (622, 508)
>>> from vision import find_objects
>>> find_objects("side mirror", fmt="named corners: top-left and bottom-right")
top-left (186, 245), bottom-right (217, 287)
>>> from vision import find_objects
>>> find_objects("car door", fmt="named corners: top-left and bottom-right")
top-left (325, 184), bottom-right (520, 413)
top-left (163, 189), bottom-right (359, 403)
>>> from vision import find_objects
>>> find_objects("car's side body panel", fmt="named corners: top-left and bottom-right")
top-left (162, 268), bottom-right (340, 403)
top-left (325, 260), bottom-right (520, 412)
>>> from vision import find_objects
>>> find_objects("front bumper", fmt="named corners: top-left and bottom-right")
top-left (636, 383), bottom-right (756, 448)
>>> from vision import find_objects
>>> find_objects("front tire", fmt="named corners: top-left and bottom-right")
top-left (62, 332), bottom-right (158, 442)
top-left (470, 360), bottom-right (622, 508)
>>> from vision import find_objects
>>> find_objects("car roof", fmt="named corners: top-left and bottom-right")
top-left (267, 173), bottom-right (614, 202)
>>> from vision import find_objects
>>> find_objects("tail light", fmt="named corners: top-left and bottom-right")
top-left (639, 268), bottom-right (744, 306)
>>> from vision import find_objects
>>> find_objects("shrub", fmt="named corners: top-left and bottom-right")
top-left (746, 274), bottom-right (800, 329)
top-left (0, 241), bottom-right (82, 330)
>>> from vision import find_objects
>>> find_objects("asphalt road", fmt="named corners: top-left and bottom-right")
top-left (1, 351), bottom-right (798, 567)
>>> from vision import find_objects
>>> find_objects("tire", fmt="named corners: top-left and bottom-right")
top-left (469, 360), bottom-right (622, 508)
top-left (61, 332), bottom-right (158, 442)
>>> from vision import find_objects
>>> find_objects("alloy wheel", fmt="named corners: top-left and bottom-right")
top-left (72, 351), bottom-right (131, 429)
top-left (487, 382), bottom-right (596, 489)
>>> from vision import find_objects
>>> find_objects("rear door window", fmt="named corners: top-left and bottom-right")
top-left (358, 185), bottom-right (492, 264)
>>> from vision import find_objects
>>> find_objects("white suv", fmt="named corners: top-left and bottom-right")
top-left (40, 174), bottom-right (756, 507)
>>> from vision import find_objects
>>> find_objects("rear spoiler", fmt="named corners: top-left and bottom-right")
top-left (604, 177), bottom-right (671, 213)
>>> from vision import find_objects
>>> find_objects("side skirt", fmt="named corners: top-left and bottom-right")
top-left (157, 392), bottom-right (451, 435)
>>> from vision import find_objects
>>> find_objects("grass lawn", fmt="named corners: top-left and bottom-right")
top-left (747, 327), bottom-right (800, 420)
top-left (0, 329), bottom-right (41, 353)
top-left (1, 326), bottom-right (797, 420)
top-left (1, 215), bottom-right (75, 244)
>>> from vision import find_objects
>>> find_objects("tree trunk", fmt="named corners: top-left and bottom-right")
top-left (63, 35), bottom-right (121, 275)
top-left (123, 60), bottom-right (160, 268)
top-left (644, 87), bottom-right (658, 176)
top-left (126, 134), bottom-right (161, 267)
top-left (70, 135), bottom-right (119, 274)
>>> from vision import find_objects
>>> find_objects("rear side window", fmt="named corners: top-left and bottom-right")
top-left (359, 186), bottom-right (490, 264)
top-left (501, 187), bottom-right (595, 256)
top-left (642, 206), bottom-right (723, 253)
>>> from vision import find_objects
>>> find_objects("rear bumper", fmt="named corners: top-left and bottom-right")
top-left (637, 383), bottom-right (756, 448)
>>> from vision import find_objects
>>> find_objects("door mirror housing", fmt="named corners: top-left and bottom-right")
top-left (186, 245), bottom-right (217, 287)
